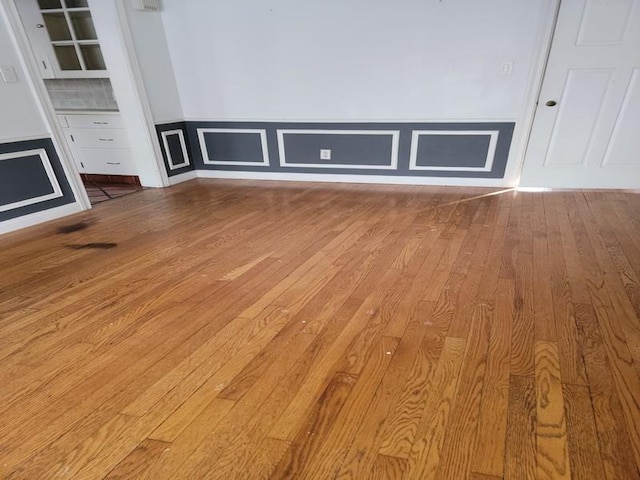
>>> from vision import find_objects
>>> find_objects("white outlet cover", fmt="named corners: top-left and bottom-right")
top-left (0, 66), bottom-right (18, 83)
top-left (500, 62), bottom-right (513, 75)
top-left (320, 149), bottom-right (331, 160)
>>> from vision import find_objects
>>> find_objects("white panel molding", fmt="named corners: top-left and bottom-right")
top-left (0, 134), bottom-right (52, 144)
top-left (542, 68), bottom-right (613, 167)
top-left (409, 130), bottom-right (499, 172)
top-left (276, 129), bottom-right (400, 170)
top-left (0, 148), bottom-right (63, 213)
top-left (161, 129), bottom-right (190, 170)
top-left (602, 68), bottom-right (640, 166)
top-left (197, 128), bottom-right (270, 166)
top-left (196, 170), bottom-right (507, 188)
top-left (0, 202), bottom-right (82, 235)
top-left (576, 0), bottom-right (635, 46)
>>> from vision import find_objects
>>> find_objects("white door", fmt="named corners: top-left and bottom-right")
top-left (520, 0), bottom-right (640, 189)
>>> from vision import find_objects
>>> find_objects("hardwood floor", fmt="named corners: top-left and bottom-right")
top-left (1, 179), bottom-right (639, 479)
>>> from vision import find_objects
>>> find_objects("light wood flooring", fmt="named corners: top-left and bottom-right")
top-left (1, 179), bottom-right (639, 479)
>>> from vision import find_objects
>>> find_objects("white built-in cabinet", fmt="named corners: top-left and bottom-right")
top-left (58, 113), bottom-right (137, 175)
top-left (18, 0), bottom-right (107, 78)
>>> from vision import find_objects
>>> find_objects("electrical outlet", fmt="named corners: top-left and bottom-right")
top-left (500, 62), bottom-right (513, 75)
top-left (320, 149), bottom-right (331, 160)
top-left (0, 66), bottom-right (18, 83)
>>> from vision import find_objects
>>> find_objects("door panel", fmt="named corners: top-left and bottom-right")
top-left (603, 68), bottom-right (640, 166)
top-left (520, 0), bottom-right (640, 188)
top-left (576, 0), bottom-right (635, 45)
top-left (544, 69), bottom-right (612, 166)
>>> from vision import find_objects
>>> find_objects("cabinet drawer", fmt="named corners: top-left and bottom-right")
top-left (76, 148), bottom-right (137, 176)
top-left (71, 128), bottom-right (130, 149)
top-left (65, 114), bottom-right (124, 129)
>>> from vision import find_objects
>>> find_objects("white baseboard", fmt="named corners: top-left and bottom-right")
top-left (0, 202), bottom-right (84, 235)
top-left (196, 170), bottom-right (510, 188)
top-left (168, 170), bottom-right (198, 185)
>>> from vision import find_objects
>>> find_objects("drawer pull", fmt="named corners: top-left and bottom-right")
top-left (106, 162), bottom-right (121, 165)
top-left (98, 138), bottom-right (114, 142)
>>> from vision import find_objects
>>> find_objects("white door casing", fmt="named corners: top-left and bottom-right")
top-left (520, 0), bottom-right (640, 189)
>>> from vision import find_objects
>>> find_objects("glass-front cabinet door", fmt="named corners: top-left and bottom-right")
top-left (18, 0), bottom-right (107, 78)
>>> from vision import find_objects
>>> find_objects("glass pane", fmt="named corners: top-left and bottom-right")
top-left (69, 11), bottom-right (97, 40)
top-left (42, 13), bottom-right (71, 41)
top-left (65, 0), bottom-right (89, 8)
top-left (81, 45), bottom-right (106, 70)
top-left (54, 45), bottom-right (81, 70)
top-left (38, 0), bottom-right (62, 9)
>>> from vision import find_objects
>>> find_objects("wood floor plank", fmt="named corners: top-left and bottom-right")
top-left (499, 190), bottom-right (520, 281)
top-left (471, 278), bottom-right (514, 477)
top-left (270, 371), bottom-right (358, 478)
top-left (557, 193), bottom-right (590, 305)
top-left (586, 277), bottom-right (640, 469)
top-left (332, 305), bottom-right (433, 478)
top-left (469, 474), bottom-right (503, 480)
top-left (505, 375), bottom-right (537, 480)
top-left (202, 302), bottom-right (371, 478)
top-left (543, 193), bottom-right (588, 386)
top-left (403, 337), bottom-right (467, 479)
top-left (369, 454), bottom-right (407, 480)
top-left (138, 398), bottom-right (235, 480)
top-left (563, 383), bottom-right (606, 480)
top-left (289, 336), bottom-right (400, 479)
top-left (533, 194), bottom-right (556, 342)
top-left (377, 301), bottom-right (447, 459)
top-left (602, 272), bottom-right (640, 378)
top-left (102, 439), bottom-right (170, 480)
top-left (476, 194), bottom-right (511, 301)
top-left (447, 218), bottom-right (493, 338)
top-left (535, 340), bottom-right (571, 479)
top-left (267, 298), bottom-right (373, 442)
top-left (164, 332), bottom-right (318, 480)
top-left (574, 302), bottom-right (639, 480)
top-left (510, 251), bottom-right (535, 376)
top-left (435, 302), bottom-right (492, 479)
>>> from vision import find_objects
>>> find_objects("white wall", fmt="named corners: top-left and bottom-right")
top-left (122, 2), bottom-right (183, 123)
top-left (161, 0), bottom-right (552, 122)
top-left (0, 12), bottom-right (47, 141)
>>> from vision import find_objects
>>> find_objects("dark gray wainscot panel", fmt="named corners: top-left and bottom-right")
top-left (181, 121), bottom-right (515, 178)
top-left (197, 128), bottom-right (268, 166)
top-left (0, 138), bottom-right (75, 222)
top-left (277, 130), bottom-right (398, 169)
top-left (156, 122), bottom-right (194, 177)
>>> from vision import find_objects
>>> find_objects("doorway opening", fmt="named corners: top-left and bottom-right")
top-left (81, 173), bottom-right (142, 205)
top-left (14, 0), bottom-right (146, 205)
